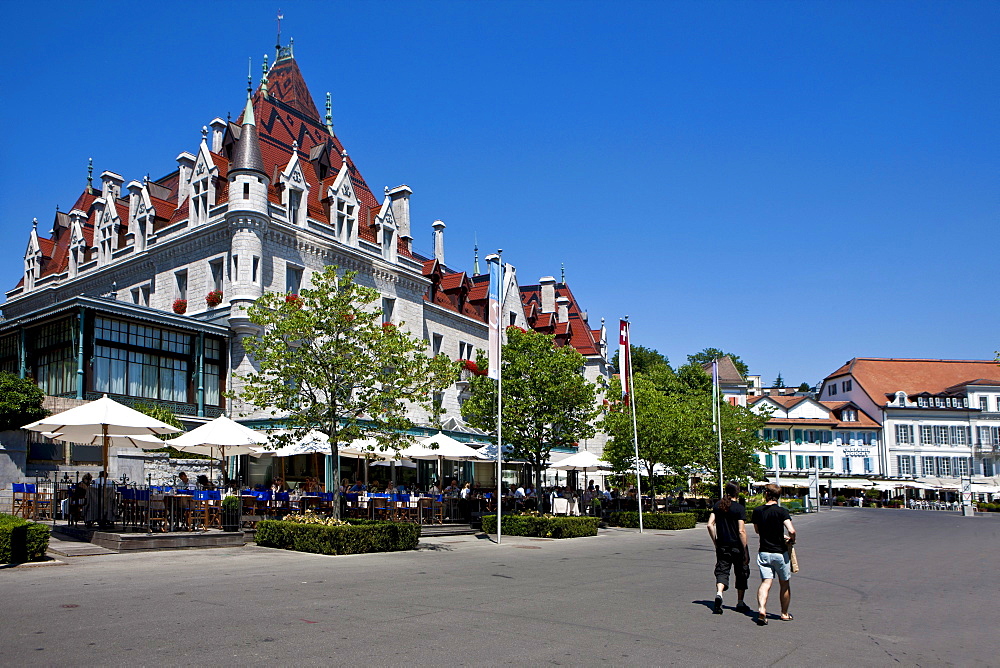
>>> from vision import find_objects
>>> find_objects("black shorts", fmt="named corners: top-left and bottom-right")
top-left (714, 544), bottom-right (750, 591)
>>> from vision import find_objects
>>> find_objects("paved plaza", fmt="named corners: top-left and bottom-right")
top-left (2, 508), bottom-right (995, 665)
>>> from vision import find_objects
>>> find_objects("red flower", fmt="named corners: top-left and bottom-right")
top-left (285, 294), bottom-right (302, 307)
top-left (205, 290), bottom-right (223, 307)
top-left (172, 299), bottom-right (187, 314)
top-left (506, 325), bottom-right (526, 333)
top-left (382, 322), bottom-right (396, 330)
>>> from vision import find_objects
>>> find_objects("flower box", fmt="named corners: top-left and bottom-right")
top-left (172, 299), bottom-right (187, 314)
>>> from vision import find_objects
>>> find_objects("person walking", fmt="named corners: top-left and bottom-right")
top-left (751, 483), bottom-right (797, 625)
top-left (707, 481), bottom-right (751, 614)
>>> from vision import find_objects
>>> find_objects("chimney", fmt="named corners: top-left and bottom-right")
top-left (100, 170), bottom-right (124, 201)
top-left (210, 118), bottom-right (227, 153)
top-left (176, 152), bottom-right (196, 203)
top-left (540, 276), bottom-right (556, 313)
top-left (388, 185), bottom-right (412, 252)
top-left (433, 219), bottom-right (446, 264)
top-left (556, 296), bottom-right (570, 323)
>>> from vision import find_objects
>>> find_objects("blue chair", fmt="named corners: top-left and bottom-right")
top-left (12, 483), bottom-right (29, 517)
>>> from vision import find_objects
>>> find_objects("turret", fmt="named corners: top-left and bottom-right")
top-left (227, 94), bottom-right (270, 334)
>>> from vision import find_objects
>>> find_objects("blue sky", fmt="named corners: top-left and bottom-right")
top-left (2, 1), bottom-right (997, 387)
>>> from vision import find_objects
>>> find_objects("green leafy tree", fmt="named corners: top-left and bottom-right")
top-left (687, 348), bottom-right (749, 378)
top-left (610, 345), bottom-right (670, 375)
top-left (0, 372), bottom-right (47, 431)
top-left (602, 364), bottom-right (767, 496)
top-left (234, 265), bottom-right (458, 518)
top-left (602, 374), bottom-right (706, 497)
top-left (462, 327), bottom-right (598, 502)
top-left (797, 382), bottom-right (812, 392)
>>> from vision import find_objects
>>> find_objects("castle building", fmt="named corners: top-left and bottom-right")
top-left (0, 42), bottom-right (609, 483)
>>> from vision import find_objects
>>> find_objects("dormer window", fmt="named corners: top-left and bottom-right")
top-left (192, 178), bottom-right (210, 225)
top-left (336, 197), bottom-right (356, 244)
top-left (918, 396), bottom-right (928, 408)
top-left (382, 227), bottom-right (395, 260)
top-left (288, 189), bottom-right (302, 225)
top-left (842, 409), bottom-right (857, 422)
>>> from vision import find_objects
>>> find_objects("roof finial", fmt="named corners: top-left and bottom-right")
top-left (247, 57), bottom-right (253, 96)
top-left (86, 158), bottom-right (93, 193)
top-left (32, 217), bottom-right (38, 230)
top-left (261, 54), bottom-right (269, 95)
top-left (325, 92), bottom-right (334, 135)
top-left (561, 263), bottom-right (565, 284)
top-left (201, 125), bottom-right (208, 141)
top-left (276, 9), bottom-right (283, 55)
top-left (473, 238), bottom-right (480, 276)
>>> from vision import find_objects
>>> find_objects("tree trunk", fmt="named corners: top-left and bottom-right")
top-left (535, 462), bottom-right (545, 513)
top-left (331, 419), bottom-right (342, 521)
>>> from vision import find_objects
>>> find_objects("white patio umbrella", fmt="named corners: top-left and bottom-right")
top-left (169, 416), bottom-right (269, 488)
top-left (397, 432), bottom-right (488, 484)
top-left (550, 450), bottom-right (612, 487)
top-left (169, 416), bottom-right (268, 458)
top-left (551, 450), bottom-right (612, 472)
top-left (23, 394), bottom-right (180, 469)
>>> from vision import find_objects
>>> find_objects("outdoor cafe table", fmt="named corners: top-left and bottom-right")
top-left (161, 492), bottom-right (193, 531)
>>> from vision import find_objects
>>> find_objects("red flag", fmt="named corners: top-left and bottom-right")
top-left (619, 319), bottom-right (631, 405)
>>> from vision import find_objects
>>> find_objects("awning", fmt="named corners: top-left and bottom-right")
top-left (828, 478), bottom-right (874, 489)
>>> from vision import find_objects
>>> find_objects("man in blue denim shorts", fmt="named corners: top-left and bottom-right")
top-left (750, 483), bottom-right (797, 625)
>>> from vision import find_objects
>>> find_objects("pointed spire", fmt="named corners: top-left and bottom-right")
top-left (261, 54), bottom-right (269, 95)
top-left (247, 57), bottom-right (253, 96)
top-left (231, 93), bottom-right (265, 176)
top-left (325, 92), bottom-right (334, 135)
top-left (473, 242), bottom-right (480, 276)
top-left (86, 158), bottom-right (94, 194)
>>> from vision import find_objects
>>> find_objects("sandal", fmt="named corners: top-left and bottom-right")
top-left (780, 614), bottom-right (794, 622)
top-left (756, 613), bottom-right (768, 626)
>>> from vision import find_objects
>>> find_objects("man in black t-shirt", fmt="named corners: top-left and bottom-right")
top-left (751, 483), bottom-right (797, 625)
top-left (707, 482), bottom-right (750, 614)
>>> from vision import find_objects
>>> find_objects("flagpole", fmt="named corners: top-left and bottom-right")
top-left (713, 359), bottom-right (723, 498)
top-left (623, 317), bottom-right (643, 534)
top-left (495, 251), bottom-right (504, 546)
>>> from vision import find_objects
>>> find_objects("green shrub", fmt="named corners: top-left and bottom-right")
top-left (784, 500), bottom-right (803, 513)
top-left (607, 512), bottom-right (696, 530)
top-left (0, 513), bottom-right (50, 563)
top-left (690, 509), bottom-right (712, 523)
top-left (254, 519), bottom-right (419, 555)
top-left (481, 514), bottom-right (599, 538)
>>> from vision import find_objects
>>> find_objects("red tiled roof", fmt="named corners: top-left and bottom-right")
top-left (12, 55), bottom-right (424, 292)
top-left (825, 358), bottom-right (1000, 406)
top-left (519, 282), bottom-right (602, 357)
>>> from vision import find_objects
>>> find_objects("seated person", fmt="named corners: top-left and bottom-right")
top-left (460, 482), bottom-right (472, 499)
top-left (196, 474), bottom-right (216, 491)
top-left (429, 482), bottom-right (442, 495)
top-left (177, 471), bottom-right (191, 489)
top-left (348, 480), bottom-right (366, 492)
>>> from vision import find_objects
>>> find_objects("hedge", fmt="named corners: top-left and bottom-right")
top-left (0, 513), bottom-right (50, 563)
top-left (254, 519), bottom-right (420, 555)
top-left (607, 512), bottom-right (696, 530)
top-left (481, 514), bottom-right (599, 538)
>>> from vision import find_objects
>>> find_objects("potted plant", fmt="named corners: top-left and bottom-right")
top-left (222, 495), bottom-right (241, 532)
top-left (172, 298), bottom-right (187, 314)
top-left (205, 290), bottom-right (223, 307)
top-left (835, 495), bottom-right (846, 506)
